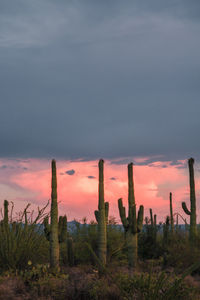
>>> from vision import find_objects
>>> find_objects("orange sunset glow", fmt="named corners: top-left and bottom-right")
top-left (0, 157), bottom-right (198, 223)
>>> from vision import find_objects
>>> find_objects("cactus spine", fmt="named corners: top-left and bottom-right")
top-left (182, 158), bottom-right (197, 243)
top-left (94, 159), bottom-right (109, 266)
top-left (169, 192), bottom-right (174, 233)
top-left (50, 159), bottom-right (59, 271)
top-left (118, 163), bottom-right (144, 268)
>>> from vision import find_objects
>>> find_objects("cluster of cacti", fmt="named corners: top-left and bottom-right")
top-left (1, 156), bottom-right (199, 273)
top-left (118, 163), bottom-right (144, 268)
top-left (94, 159), bottom-right (109, 266)
top-left (182, 158), bottom-right (197, 243)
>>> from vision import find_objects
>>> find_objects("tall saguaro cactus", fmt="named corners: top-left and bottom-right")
top-left (182, 158), bottom-right (197, 243)
top-left (50, 159), bottom-right (59, 271)
top-left (169, 192), bottom-right (174, 233)
top-left (94, 159), bottom-right (109, 266)
top-left (118, 163), bottom-right (144, 268)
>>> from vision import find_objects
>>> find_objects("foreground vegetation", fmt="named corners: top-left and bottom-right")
top-left (0, 158), bottom-right (200, 299)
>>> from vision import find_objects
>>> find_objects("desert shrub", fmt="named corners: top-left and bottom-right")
top-left (115, 268), bottom-right (198, 300)
top-left (162, 230), bottom-right (200, 272)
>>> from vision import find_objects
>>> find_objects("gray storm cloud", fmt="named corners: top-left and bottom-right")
top-left (66, 170), bottom-right (75, 176)
top-left (0, 0), bottom-right (200, 161)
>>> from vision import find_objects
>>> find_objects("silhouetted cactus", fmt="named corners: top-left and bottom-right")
top-left (182, 158), bottom-right (197, 243)
top-left (58, 215), bottom-right (67, 243)
top-left (50, 159), bottom-right (59, 271)
top-left (163, 216), bottom-right (170, 248)
top-left (150, 208), bottom-right (157, 242)
top-left (118, 163), bottom-right (144, 268)
top-left (169, 192), bottom-right (174, 233)
top-left (43, 216), bottom-right (51, 241)
top-left (3, 200), bottom-right (9, 232)
top-left (94, 159), bottom-right (109, 266)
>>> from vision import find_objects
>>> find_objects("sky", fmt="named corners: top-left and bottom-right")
top-left (0, 0), bottom-right (200, 222)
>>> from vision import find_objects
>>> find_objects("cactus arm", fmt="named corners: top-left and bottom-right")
top-left (43, 216), bottom-right (50, 241)
top-left (137, 205), bottom-right (144, 232)
top-left (60, 215), bottom-right (67, 243)
top-left (105, 202), bottom-right (109, 221)
top-left (182, 202), bottom-right (191, 215)
top-left (58, 216), bottom-right (63, 242)
top-left (94, 210), bottom-right (99, 223)
top-left (118, 198), bottom-right (128, 229)
top-left (3, 199), bottom-right (9, 226)
top-left (150, 208), bottom-right (153, 226)
top-left (154, 214), bottom-right (157, 226)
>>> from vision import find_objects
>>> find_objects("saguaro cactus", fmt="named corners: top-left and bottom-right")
top-left (163, 216), bottom-right (170, 247)
top-left (94, 159), bottom-right (109, 266)
top-left (169, 192), bottom-right (174, 233)
top-left (118, 163), bottom-right (144, 268)
top-left (150, 208), bottom-right (157, 242)
top-left (50, 159), bottom-right (59, 271)
top-left (182, 158), bottom-right (197, 243)
top-left (3, 200), bottom-right (9, 231)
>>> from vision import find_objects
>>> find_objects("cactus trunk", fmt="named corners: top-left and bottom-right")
top-left (50, 159), bottom-right (59, 271)
top-left (182, 158), bottom-right (197, 243)
top-left (126, 231), bottom-right (138, 268)
top-left (94, 159), bottom-right (108, 266)
top-left (118, 163), bottom-right (144, 269)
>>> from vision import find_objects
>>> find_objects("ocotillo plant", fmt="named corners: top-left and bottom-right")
top-left (118, 163), bottom-right (144, 268)
top-left (182, 158), bottom-right (197, 243)
top-left (94, 159), bottom-right (109, 266)
top-left (169, 192), bottom-right (174, 233)
top-left (50, 159), bottom-right (59, 271)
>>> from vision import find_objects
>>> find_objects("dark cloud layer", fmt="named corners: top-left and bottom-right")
top-left (0, 0), bottom-right (200, 161)
top-left (87, 176), bottom-right (95, 179)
